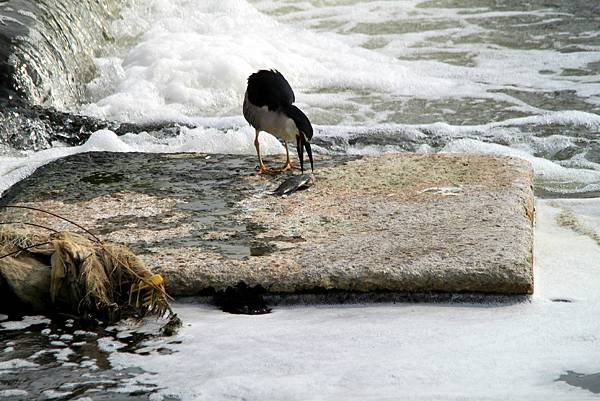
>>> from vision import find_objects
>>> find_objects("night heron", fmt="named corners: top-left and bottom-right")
top-left (243, 69), bottom-right (314, 174)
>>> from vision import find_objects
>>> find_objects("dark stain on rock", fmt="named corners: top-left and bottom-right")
top-left (250, 242), bottom-right (277, 256)
top-left (551, 298), bottom-right (573, 303)
top-left (81, 172), bottom-right (125, 185)
top-left (246, 221), bottom-right (269, 233)
top-left (213, 282), bottom-right (271, 315)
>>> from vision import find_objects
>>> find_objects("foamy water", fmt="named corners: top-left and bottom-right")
top-left (80, 0), bottom-right (600, 124)
top-left (2, 0), bottom-right (599, 197)
top-left (1, 2), bottom-right (600, 398)
top-left (2, 201), bottom-right (599, 400)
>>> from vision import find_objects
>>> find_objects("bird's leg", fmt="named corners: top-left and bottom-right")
top-left (281, 140), bottom-right (294, 171)
top-left (254, 129), bottom-right (268, 174)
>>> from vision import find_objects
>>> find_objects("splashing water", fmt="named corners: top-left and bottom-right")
top-left (2, 0), bottom-right (599, 196)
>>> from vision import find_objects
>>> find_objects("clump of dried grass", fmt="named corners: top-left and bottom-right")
top-left (0, 226), bottom-right (177, 328)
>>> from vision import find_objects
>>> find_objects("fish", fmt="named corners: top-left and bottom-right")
top-left (272, 174), bottom-right (315, 196)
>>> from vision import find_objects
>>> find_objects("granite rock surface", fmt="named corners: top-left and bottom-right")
top-left (0, 152), bottom-right (534, 297)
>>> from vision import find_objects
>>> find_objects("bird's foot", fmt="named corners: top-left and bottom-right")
top-left (280, 162), bottom-right (294, 172)
top-left (259, 162), bottom-right (294, 175)
top-left (257, 164), bottom-right (279, 175)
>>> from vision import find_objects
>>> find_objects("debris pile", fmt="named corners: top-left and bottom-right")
top-left (0, 225), bottom-right (180, 333)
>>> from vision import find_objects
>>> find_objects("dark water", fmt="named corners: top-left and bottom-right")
top-left (0, 315), bottom-right (180, 400)
top-left (557, 370), bottom-right (600, 394)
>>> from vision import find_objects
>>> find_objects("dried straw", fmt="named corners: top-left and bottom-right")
top-left (0, 226), bottom-right (174, 323)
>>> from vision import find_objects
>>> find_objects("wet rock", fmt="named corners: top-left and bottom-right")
top-left (0, 151), bottom-right (534, 298)
top-left (0, 99), bottom-right (190, 151)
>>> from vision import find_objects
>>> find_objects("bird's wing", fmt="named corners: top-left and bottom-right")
top-left (283, 104), bottom-right (313, 140)
top-left (246, 69), bottom-right (295, 111)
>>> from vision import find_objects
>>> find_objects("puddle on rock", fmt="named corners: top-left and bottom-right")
top-left (81, 172), bottom-right (125, 185)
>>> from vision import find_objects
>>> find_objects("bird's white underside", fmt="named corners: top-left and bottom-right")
top-left (243, 93), bottom-right (299, 143)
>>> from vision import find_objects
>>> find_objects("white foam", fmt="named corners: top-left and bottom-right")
top-left (73, 330), bottom-right (98, 337)
top-left (80, 0), bottom-right (461, 124)
top-left (256, 0), bottom-right (600, 111)
top-left (102, 201), bottom-right (600, 401)
top-left (79, 0), bottom-right (600, 125)
top-left (52, 347), bottom-right (75, 362)
top-left (551, 198), bottom-right (600, 239)
top-left (120, 126), bottom-right (283, 154)
top-left (0, 315), bottom-right (50, 330)
top-left (486, 110), bottom-right (600, 129)
top-left (0, 389), bottom-right (29, 398)
top-left (0, 359), bottom-right (39, 370)
top-left (97, 337), bottom-right (127, 352)
top-left (42, 389), bottom-right (73, 400)
top-left (317, 110), bottom-right (600, 140)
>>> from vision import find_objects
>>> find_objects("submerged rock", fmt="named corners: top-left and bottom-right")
top-left (0, 152), bottom-right (534, 299)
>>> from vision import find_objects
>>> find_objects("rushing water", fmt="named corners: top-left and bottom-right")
top-left (1, 0), bottom-right (600, 197)
top-left (1, 0), bottom-right (600, 399)
top-left (0, 0), bottom-right (120, 107)
top-left (74, 0), bottom-right (600, 197)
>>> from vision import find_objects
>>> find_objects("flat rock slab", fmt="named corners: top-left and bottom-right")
top-left (0, 152), bottom-right (534, 297)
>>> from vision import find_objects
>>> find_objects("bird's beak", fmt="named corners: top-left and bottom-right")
top-left (297, 132), bottom-right (314, 173)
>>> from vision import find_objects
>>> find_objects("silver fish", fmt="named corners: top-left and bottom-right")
top-left (273, 174), bottom-right (315, 196)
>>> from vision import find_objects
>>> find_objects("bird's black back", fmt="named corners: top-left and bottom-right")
top-left (246, 69), bottom-right (295, 111)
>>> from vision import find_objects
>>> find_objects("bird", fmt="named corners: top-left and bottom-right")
top-left (243, 69), bottom-right (313, 174)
